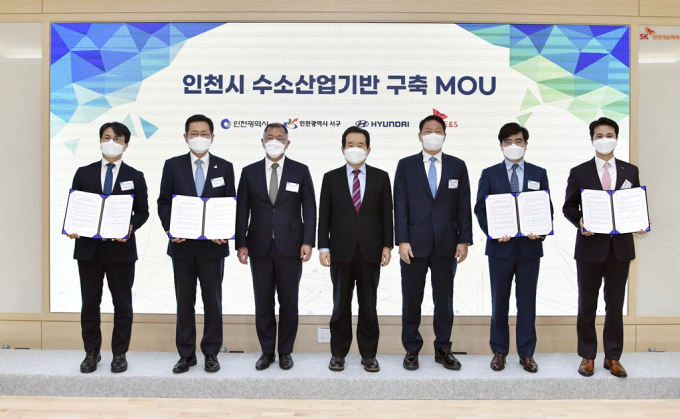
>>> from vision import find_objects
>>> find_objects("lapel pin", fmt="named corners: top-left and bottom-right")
top-left (214, 165), bottom-right (218, 169)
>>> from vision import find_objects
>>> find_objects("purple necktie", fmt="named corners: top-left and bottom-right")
top-left (352, 169), bottom-right (361, 213)
top-left (602, 162), bottom-right (611, 190)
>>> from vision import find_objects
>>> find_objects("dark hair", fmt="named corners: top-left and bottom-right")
top-left (589, 117), bottom-right (619, 139)
top-left (99, 122), bottom-right (131, 143)
top-left (419, 115), bottom-right (446, 133)
top-left (185, 114), bottom-right (214, 134)
top-left (263, 122), bottom-right (289, 138)
top-left (498, 122), bottom-right (529, 142)
top-left (342, 126), bottom-right (371, 148)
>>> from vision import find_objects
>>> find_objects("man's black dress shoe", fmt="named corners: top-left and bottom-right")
top-left (111, 353), bottom-right (128, 373)
top-left (435, 347), bottom-right (462, 370)
top-left (329, 356), bottom-right (345, 371)
top-left (173, 354), bottom-right (197, 373)
top-left (519, 356), bottom-right (538, 373)
top-left (403, 350), bottom-right (419, 371)
top-left (279, 353), bottom-right (294, 370)
top-left (361, 357), bottom-right (380, 372)
top-left (204, 354), bottom-right (220, 372)
top-left (80, 350), bottom-right (101, 373)
top-left (256, 353), bottom-right (276, 370)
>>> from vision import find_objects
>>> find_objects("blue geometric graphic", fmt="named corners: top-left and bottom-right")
top-left (50, 23), bottom-right (225, 138)
top-left (122, 114), bottom-right (137, 138)
top-left (140, 117), bottom-right (158, 139)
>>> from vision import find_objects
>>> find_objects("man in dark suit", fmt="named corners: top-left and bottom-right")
top-left (563, 117), bottom-right (648, 378)
top-left (235, 122), bottom-right (316, 371)
top-left (318, 126), bottom-right (393, 373)
top-left (157, 114), bottom-right (235, 374)
top-left (67, 121), bottom-right (149, 374)
top-left (394, 114), bottom-right (473, 371)
top-left (474, 123), bottom-right (552, 373)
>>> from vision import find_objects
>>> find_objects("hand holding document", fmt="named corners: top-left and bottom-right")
top-left (581, 187), bottom-right (650, 234)
top-left (168, 195), bottom-right (236, 240)
top-left (62, 190), bottom-right (133, 239)
top-left (485, 190), bottom-right (553, 240)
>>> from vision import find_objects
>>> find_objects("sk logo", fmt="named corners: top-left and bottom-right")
top-left (284, 118), bottom-right (299, 129)
top-left (433, 108), bottom-right (448, 119)
top-left (640, 27), bottom-right (655, 39)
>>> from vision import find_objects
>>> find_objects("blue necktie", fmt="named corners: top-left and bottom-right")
top-left (510, 163), bottom-right (519, 193)
top-left (195, 160), bottom-right (205, 196)
top-left (428, 156), bottom-right (438, 198)
top-left (103, 163), bottom-right (114, 195)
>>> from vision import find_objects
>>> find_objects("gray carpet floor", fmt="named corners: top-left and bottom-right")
top-left (1, 350), bottom-right (679, 399)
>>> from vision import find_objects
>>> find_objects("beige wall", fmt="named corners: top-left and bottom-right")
top-left (1, 0), bottom-right (680, 353)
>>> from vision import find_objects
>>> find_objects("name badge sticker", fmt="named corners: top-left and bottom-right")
top-left (286, 182), bottom-right (300, 193)
top-left (211, 177), bottom-right (225, 188)
top-left (621, 180), bottom-right (633, 190)
top-left (120, 181), bottom-right (134, 191)
top-left (448, 179), bottom-right (458, 189)
top-left (528, 180), bottom-right (540, 190)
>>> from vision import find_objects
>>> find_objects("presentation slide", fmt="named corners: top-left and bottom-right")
top-left (49, 23), bottom-right (630, 316)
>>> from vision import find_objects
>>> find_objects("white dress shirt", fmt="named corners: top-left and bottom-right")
top-left (346, 163), bottom-right (366, 201)
top-left (190, 152), bottom-right (210, 182)
top-left (100, 158), bottom-right (122, 191)
top-left (504, 158), bottom-right (525, 190)
top-left (594, 155), bottom-right (616, 189)
top-left (423, 150), bottom-right (442, 189)
top-left (265, 155), bottom-right (285, 192)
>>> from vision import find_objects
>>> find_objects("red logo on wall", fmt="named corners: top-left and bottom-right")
top-left (433, 108), bottom-right (458, 128)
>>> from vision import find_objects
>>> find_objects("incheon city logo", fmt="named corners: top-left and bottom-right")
top-left (221, 119), bottom-right (232, 129)
top-left (284, 118), bottom-right (299, 129)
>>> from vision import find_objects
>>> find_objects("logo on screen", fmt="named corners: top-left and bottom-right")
top-left (355, 119), bottom-right (409, 128)
top-left (356, 120), bottom-right (369, 127)
top-left (433, 109), bottom-right (448, 119)
top-left (221, 119), bottom-right (232, 129)
top-left (433, 109), bottom-right (459, 128)
top-left (639, 27), bottom-right (680, 40)
top-left (284, 118), bottom-right (299, 129)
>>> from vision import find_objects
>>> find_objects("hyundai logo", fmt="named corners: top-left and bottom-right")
top-left (355, 120), bottom-right (369, 127)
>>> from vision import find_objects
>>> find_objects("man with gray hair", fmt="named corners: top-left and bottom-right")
top-left (235, 122), bottom-right (317, 370)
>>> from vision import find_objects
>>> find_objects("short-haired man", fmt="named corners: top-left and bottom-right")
top-left (474, 122), bottom-right (552, 373)
top-left (235, 123), bottom-right (317, 370)
top-left (318, 126), bottom-right (393, 372)
top-left (394, 115), bottom-right (473, 371)
top-left (67, 121), bottom-right (149, 374)
top-left (158, 114), bottom-right (235, 374)
top-left (563, 117), bottom-right (648, 378)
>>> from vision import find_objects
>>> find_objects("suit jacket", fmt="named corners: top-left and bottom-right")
top-left (394, 152), bottom-right (473, 258)
top-left (235, 157), bottom-right (316, 258)
top-left (318, 164), bottom-right (393, 264)
top-left (157, 152), bottom-right (236, 259)
top-left (71, 161), bottom-right (149, 262)
top-left (474, 160), bottom-right (553, 259)
top-left (563, 158), bottom-right (640, 263)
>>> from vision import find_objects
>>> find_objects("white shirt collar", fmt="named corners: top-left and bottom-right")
top-left (594, 155), bottom-right (615, 170)
top-left (101, 158), bottom-right (122, 170)
top-left (346, 163), bottom-right (366, 175)
top-left (190, 151), bottom-right (210, 168)
top-left (422, 150), bottom-right (442, 162)
top-left (504, 159), bottom-right (525, 170)
top-left (266, 155), bottom-right (285, 169)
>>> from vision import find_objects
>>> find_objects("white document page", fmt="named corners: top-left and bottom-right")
top-left (63, 190), bottom-right (103, 238)
top-left (169, 195), bottom-right (205, 240)
top-left (99, 195), bottom-right (134, 239)
top-left (581, 189), bottom-right (614, 234)
top-left (203, 197), bottom-right (236, 240)
top-left (485, 193), bottom-right (519, 239)
top-left (517, 190), bottom-right (553, 236)
top-left (612, 187), bottom-right (650, 234)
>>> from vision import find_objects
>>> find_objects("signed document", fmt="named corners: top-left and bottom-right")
top-left (62, 190), bottom-right (133, 239)
top-left (169, 195), bottom-right (236, 240)
top-left (581, 187), bottom-right (650, 234)
top-left (485, 190), bottom-right (553, 239)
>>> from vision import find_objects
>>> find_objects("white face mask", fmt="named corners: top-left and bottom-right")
top-left (503, 144), bottom-right (525, 161)
top-left (592, 137), bottom-right (617, 155)
top-left (264, 139), bottom-right (286, 159)
top-left (101, 139), bottom-right (124, 158)
top-left (188, 136), bottom-right (212, 154)
top-left (421, 133), bottom-right (445, 151)
top-left (344, 147), bottom-right (368, 165)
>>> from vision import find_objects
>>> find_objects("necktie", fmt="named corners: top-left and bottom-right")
top-left (428, 157), bottom-right (438, 197)
top-left (195, 160), bottom-right (205, 196)
top-left (103, 163), bottom-right (114, 195)
top-left (352, 169), bottom-right (361, 213)
top-left (602, 162), bottom-right (611, 190)
top-left (269, 162), bottom-right (279, 204)
top-left (510, 163), bottom-right (519, 193)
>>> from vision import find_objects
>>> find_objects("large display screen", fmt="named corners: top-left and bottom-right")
top-left (50, 23), bottom-right (630, 315)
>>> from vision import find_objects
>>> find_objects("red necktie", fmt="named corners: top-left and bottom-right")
top-left (352, 169), bottom-right (361, 213)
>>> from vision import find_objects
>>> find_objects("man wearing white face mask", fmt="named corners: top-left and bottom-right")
top-left (394, 115), bottom-right (473, 371)
top-left (318, 126), bottom-right (393, 373)
top-left (235, 123), bottom-right (316, 371)
top-left (474, 123), bottom-right (552, 373)
top-left (68, 122), bottom-right (149, 374)
top-left (564, 117), bottom-right (647, 378)
top-left (158, 114), bottom-right (235, 374)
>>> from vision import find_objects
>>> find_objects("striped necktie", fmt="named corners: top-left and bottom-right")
top-left (352, 169), bottom-right (361, 213)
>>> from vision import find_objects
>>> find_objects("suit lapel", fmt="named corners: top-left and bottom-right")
top-left (522, 162), bottom-right (531, 192)
top-left (182, 153), bottom-right (198, 196)
top-left (614, 159), bottom-right (625, 190)
top-left (436, 155), bottom-right (450, 200)
top-left (91, 161), bottom-right (103, 194)
top-left (255, 159), bottom-right (270, 205)
top-left (497, 161), bottom-right (512, 193)
top-left (338, 165), bottom-right (356, 211)
top-left (111, 163), bottom-right (125, 194)
top-left (359, 166), bottom-right (375, 213)
top-left (586, 158), bottom-right (602, 190)
top-left (415, 153), bottom-right (435, 200)
top-left (274, 160), bottom-right (292, 206)
top-left (202, 155), bottom-right (220, 197)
